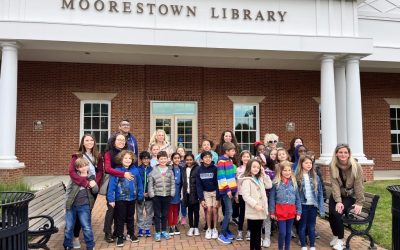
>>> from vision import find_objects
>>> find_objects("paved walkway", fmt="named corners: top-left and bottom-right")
top-left (46, 195), bottom-right (386, 250)
top-left (374, 170), bottom-right (400, 180)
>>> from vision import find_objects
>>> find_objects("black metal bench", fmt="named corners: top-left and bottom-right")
top-left (324, 183), bottom-right (380, 250)
top-left (28, 182), bottom-right (66, 250)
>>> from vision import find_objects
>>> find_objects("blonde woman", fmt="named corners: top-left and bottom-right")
top-left (148, 129), bottom-right (175, 159)
top-left (328, 144), bottom-right (364, 250)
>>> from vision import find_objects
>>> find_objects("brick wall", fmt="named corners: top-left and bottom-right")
top-left (0, 168), bottom-right (24, 183)
top-left (15, 61), bottom-right (399, 175)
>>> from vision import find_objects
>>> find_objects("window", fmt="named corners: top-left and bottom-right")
top-left (80, 101), bottom-right (111, 153)
top-left (234, 104), bottom-right (259, 152)
top-left (391, 105), bottom-right (400, 156)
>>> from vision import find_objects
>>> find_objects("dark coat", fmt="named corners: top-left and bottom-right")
top-left (182, 163), bottom-right (200, 206)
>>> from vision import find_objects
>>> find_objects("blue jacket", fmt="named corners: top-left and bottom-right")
top-left (170, 165), bottom-right (182, 204)
top-left (196, 163), bottom-right (219, 201)
top-left (298, 175), bottom-right (325, 217)
top-left (269, 179), bottom-right (302, 215)
top-left (107, 165), bottom-right (144, 202)
top-left (126, 133), bottom-right (139, 163)
top-left (136, 164), bottom-right (153, 201)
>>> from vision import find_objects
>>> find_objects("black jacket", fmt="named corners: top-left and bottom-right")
top-left (182, 163), bottom-right (200, 206)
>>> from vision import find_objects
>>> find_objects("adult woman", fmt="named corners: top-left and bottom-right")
top-left (287, 137), bottom-right (304, 162)
top-left (103, 133), bottom-right (132, 243)
top-left (215, 130), bottom-right (240, 165)
top-left (328, 144), bottom-right (364, 250)
top-left (263, 133), bottom-right (279, 155)
top-left (148, 129), bottom-right (175, 159)
top-left (68, 133), bottom-right (104, 249)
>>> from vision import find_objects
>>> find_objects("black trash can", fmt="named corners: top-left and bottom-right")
top-left (0, 192), bottom-right (35, 250)
top-left (387, 185), bottom-right (400, 250)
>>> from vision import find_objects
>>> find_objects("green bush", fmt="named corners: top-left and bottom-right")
top-left (0, 182), bottom-right (32, 192)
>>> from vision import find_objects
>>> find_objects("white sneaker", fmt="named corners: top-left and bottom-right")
top-left (330, 236), bottom-right (338, 247)
top-left (301, 247), bottom-right (308, 250)
top-left (211, 228), bottom-right (219, 239)
top-left (246, 231), bottom-right (251, 241)
top-left (310, 247), bottom-right (316, 250)
top-left (73, 237), bottom-right (81, 249)
top-left (194, 228), bottom-right (200, 236)
top-left (236, 230), bottom-right (243, 241)
top-left (333, 239), bottom-right (344, 250)
top-left (205, 229), bottom-right (212, 240)
top-left (187, 228), bottom-right (194, 236)
top-left (262, 238), bottom-right (271, 248)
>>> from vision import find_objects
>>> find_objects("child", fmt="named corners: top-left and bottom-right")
top-left (293, 144), bottom-right (308, 173)
top-left (150, 144), bottom-right (160, 167)
top-left (63, 157), bottom-right (97, 250)
top-left (269, 161), bottom-right (302, 250)
top-left (176, 147), bottom-right (188, 225)
top-left (262, 148), bottom-right (278, 247)
top-left (182, 153), bottom-right (201, 236)
top-left (296, 155), bottom-right (324, 250)
top-left (254, 141), bottom-right (267, 167)
top-left (168, 153), bottom-right (183, 235)
top-left (240, 159), bottom-right (272, 250)
top-left (217, 142), bottom-right (238, 244)
top-left (235, 150), bottom-right (252, 241)
top-left (107, 150), bottom-right (144, 247)
top-left (277, 148), bottom-right (291, 163)
top-left (195, 139), bottom-right (219, 165)
top-left (136, 151), bottom-right (153, 238)
top-left (176, 146), bottom-right (186, 165)
top-left (148, 151), bottom-right (176, 241)
top-left (196, 151), bottom-right (219, 240)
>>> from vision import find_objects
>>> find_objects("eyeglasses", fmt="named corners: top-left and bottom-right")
top-left (116, 138), bottom-right (126, 142)
top-left (298, 149), bottom-right (307, 153)
top-left (120, 124), bottom-right (130, 127)
top-left (268, 140), bottom-right (278, 144)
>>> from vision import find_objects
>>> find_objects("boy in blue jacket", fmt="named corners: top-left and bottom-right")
top-left (107, 150), bottom-right (144, 247)
top-left (196, 151), bottom-right (220, 240)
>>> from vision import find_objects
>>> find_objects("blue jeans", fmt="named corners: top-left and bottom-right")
top-left (221, 194), bottom-right (233, 235)
top-left (64, 204), bottom-right (95, 248)
top-left (278, 219), bottom-right (294, 250)
top-left (299, 205), bottom-right (317, 247)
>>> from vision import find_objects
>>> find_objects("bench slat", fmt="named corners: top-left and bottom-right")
top-left (29, 183), bottom-right (65, 210)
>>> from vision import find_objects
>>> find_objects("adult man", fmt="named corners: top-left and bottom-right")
top-left (118, 119), bottom-right (139, 163)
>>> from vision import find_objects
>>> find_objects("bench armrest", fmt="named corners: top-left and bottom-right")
top-left (28, 215), bottom-right (59, 236)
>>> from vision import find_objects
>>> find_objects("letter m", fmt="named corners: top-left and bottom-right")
top-left (62, 0), bottom-right (75, 9)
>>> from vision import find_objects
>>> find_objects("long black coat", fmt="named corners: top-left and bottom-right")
top-left (182, 163), bottom-right (200, 206)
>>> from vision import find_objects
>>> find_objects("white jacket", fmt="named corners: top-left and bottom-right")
top-left (240, 174), bottom-right (272, 220)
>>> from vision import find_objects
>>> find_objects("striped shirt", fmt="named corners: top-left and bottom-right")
top-left (217, 155), bottom-right (237, 195)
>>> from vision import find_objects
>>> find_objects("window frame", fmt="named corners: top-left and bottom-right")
top-left (233, 103), bottom-right (260, 152)
top-left (79, 100), bottom-right (111, 153)
top-left (390, 105), bottom-right (400, 158)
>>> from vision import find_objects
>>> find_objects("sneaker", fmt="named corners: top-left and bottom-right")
top-left (145, 229), bottom-right (151, 237)
top-left (301, 247), bottom-right (308, 250)
top-left (161, 231), bottom-right (171, 240)
top-left (174, 225), bottom-right (181, 235)
top-left (169, 226), bottom-right (175, 236)
top-left (310, 247), bottom-right (316, 250)
top-left (205, 229), bottom-right (212, 239)
top-left (126, 234), bottom-right (139, 243)
top-left (187, 228), bottom-right (194, 236)
top-left (330, 236), bottom-right (338, 247)
top-left (194, 228), bottom-right (200, 236)
top-left (104, 233), bottom-right (114, 243)
top-left (226, 230), bottom-right (234, 240)
top-left (333, 239), bottom-right (344, 250)
top-left (262, 238), bottom-right (270, 248)
top-left (211, 228), bottom-right (219, 239)
top-left (73, 237), bottom-right (81, 249)
top-left (218, 234), bottom-right (232, 244)
top-left (246, 231), bottom-right (251, 241)
top-left (181, 216), bottom-right (187, 225)
top-left (116, 237), bottom-right (124, 247)
top-left (137, 228), bottom-right (143, 237)
top-left (236, 230), bottom-right (243, 241)
top-left (154, 232), bottom-right (161, 242)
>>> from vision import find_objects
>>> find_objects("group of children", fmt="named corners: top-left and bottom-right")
top-left (64, 138), bottom-right (325, 250)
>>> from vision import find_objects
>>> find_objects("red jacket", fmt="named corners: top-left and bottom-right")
top-left (69, 153), bottom-right (104, 188)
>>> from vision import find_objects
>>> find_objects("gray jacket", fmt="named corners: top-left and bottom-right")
top-left (148, 165), bottom-right (176, 198)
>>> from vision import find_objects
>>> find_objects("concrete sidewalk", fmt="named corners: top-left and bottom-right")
top-left (374, 170), bottom-right (400, 180)
top-left (23, 175), bottom-right (69, 191)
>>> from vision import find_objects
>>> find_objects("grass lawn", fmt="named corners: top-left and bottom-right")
top-left (364, 179), bottom-right (400, 250)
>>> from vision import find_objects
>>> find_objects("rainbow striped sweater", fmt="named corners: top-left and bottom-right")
top-left (217, 155), bottom-right (237, 195)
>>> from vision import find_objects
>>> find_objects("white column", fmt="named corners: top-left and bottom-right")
top-left (318, 55), bottom-right (338, 164)
top-left (335, 62), bottom-right (347, 144)
top-left (345, 56), bottom-right (372, 164)
top-left (0, 42), bottom-right (24, 169)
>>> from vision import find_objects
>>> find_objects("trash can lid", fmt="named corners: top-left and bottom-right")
top-left (387, 185), bottom-right (400, 197)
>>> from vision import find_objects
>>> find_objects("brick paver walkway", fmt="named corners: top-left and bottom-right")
top-left (47, 196), bottom-right (386, 249)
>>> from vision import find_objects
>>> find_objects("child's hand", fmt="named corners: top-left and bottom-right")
top-left (296, 215), bottom-right (301, 221)
top-left (255, 205), bottom-right (264, 212)
top-left (215, 201), bottom-right (220, 209)
top-left (144, 192), bottom-right (148, 197)
top-left (124, 172), bottom-right (133, 180)
top-left (227, 191), bottom-right (232, 199)
top-left (109, 202), bottom-right (115, 208)
top-left (234, 196), bottom-right (239, 203)
top-left (201, 200), bottom-right (207, 208)
top-left (270, 214), bottom-right (276, 220)
top-left (88, 180), bottom-right (96, 188)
